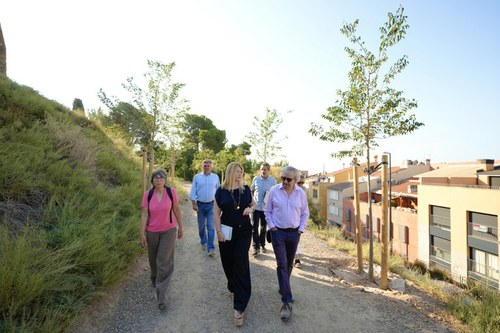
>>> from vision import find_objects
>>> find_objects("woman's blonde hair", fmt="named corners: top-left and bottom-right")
top-left (221, 162), bottom-right (245, 190)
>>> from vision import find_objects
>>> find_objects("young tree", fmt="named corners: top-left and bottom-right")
top-left (310, 6), bottom-right (423, 280)
top-left (246, 108), bottom-right (288, 163)
top-left (98, 60), bottom-right (187, 188)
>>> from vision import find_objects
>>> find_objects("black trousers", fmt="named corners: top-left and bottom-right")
top-left (252, 210), bottom-right (267, 248)
top-left (219, 229), bottom-right (252, 312)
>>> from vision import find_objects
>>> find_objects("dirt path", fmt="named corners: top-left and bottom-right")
top-left (71, 182), bottom-right (458, 333)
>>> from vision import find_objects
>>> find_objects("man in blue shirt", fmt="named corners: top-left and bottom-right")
top-left (250, 162), bottom-right (276, 256)
top-left (190, 159), bottom-right (220, 256)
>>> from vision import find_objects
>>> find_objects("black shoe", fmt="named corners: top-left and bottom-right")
top-left (158, 303), bottom-right (167, 311)
top-left (261, 246), bottom-right (267, 253)
top-left (280, 303), bottom-right (292, 321)
top-left (294, 259), bottom-right (302, 269)
top-left (252, 247), bottom-right (259, 256)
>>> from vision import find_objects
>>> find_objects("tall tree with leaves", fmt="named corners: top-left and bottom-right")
top-left (246, 108), bottom-right (288, 163)
top-left (121, 60), bottom-right (188, 183)
top-left (177, 114), bottom-right (227, 180)
top-left (99, 60), bottom-right (187, 189)
top-left (310, 6), bottom-right (423, 280)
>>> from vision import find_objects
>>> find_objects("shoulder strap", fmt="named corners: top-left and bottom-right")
top-left (166, 186), bottom-right (173, 223)
top-left (146, 188), bottom-right (154, 225)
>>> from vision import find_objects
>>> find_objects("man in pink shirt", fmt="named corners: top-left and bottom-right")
top-left (264, 166), bottom-right (309, 321)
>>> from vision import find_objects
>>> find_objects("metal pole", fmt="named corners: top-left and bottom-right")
top-left (380, 155), bottom-right (389, 289)
top-left (384, 152), bottom-right (392, 245)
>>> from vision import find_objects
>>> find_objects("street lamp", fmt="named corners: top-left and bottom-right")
top-left (383, 152), bottom-right (392, 243)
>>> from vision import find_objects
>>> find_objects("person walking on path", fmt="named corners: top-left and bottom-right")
top-left (214, 162), bottom-right (256, 327)
top-left (190, 159), bottom-right (220, 256)
top-left (140, 169), bottom-right (184, 311)
top-left (265, 166), bottom-right (309, 321)
top-left (250, 162), bottom-right (276, 256)
top-left (294, 175), bottom-right (307, 268)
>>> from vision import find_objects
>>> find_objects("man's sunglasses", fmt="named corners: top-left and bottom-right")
top-left (281, 177), bottom-right (294, 182)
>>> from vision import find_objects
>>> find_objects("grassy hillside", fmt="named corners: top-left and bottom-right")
top-left (0, 75), bottom-right (144, 332)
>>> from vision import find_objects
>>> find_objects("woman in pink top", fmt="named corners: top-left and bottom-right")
top-left (140, 169), bottom-right (183, 311)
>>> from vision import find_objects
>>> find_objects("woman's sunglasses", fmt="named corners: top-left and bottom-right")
top-left (281, 177), bottom-right (294, 182)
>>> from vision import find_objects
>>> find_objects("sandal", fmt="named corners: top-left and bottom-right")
top-left (234, 310), bottom-right (244, 326)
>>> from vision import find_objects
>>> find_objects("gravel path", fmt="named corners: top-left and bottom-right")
top-left (70, 182), bottom-right (458, 333)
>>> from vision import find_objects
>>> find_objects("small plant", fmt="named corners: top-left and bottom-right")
top-left (307, 197), bottom-right (324, 228)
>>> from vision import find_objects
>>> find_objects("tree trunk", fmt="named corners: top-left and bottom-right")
top-left (169, 146), bottom-right (176, 183)
top-left (353, 158), bottom-right (363, 274)
top-left (149, 141), bottom-right (155, 180)
top-left (142, 146), bottom-right (148, 193)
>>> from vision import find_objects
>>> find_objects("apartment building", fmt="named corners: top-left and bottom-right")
top-left (335, 160), bottom-right (431, 262)
top-left (417, 159), bottom-right (500, 289)
top-left (309, 161), bottom-right (376, 224)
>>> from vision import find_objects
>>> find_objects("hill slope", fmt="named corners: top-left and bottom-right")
top-left (0, 75), bottom-right (143, 332)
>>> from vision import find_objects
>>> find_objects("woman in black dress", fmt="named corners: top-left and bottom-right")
top-left (214, 161), bottom-right (256, 326)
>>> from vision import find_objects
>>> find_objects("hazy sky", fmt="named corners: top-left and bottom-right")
top-left (2, 0), bottom-right (499, 174)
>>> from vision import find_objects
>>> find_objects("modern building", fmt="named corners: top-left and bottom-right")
top-left (417, 159), bottom-right (500, 289)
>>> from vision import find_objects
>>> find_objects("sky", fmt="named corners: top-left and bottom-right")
top-left (2, 0), bottom-right (499, 175)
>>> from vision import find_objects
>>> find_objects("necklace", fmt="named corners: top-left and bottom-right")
top-left (230, 188), bottom-right (241, 210)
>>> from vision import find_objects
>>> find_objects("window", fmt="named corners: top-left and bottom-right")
top-left (468, 211), bottom-right (498, 242)
top-left (313, 189), bottom-right (318, 198)
top-left (430, 205), bottom-right (450, 229)
top-left (470, 248), bottom-right (499, 281)
top-left (430, 235), bottom-right (451, 263)
top-left (329, 190), bottom-right (339, 201)
top-left (329, 205), bottom-right (339, 216)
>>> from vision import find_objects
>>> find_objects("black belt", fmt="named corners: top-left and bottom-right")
top-left (198, 200), bottom-right (214, 204)
top-left (276, 227), bottom-right (299, 232)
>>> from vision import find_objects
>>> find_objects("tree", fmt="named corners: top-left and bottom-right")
top-left (98, 60), bottom-right (187, 189)
top-left (72, 98), bottom-right (84, 113)
top-left (121, 60), bottom-right (187, 182)
top-left (108, 101), bottom-right (152, 146)
top-left (246, 108), bottom-right (288, 163)
top-left (310, 6), bottom-right (423, 280)
top-left (177, 114), bottom-right (227, 180)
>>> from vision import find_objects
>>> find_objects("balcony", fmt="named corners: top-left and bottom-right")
top-left (468, 259), bottom-right (499, 289)
top-left (429, 245), bottom-right (451, 271)
top-left (430, 214), bottom-right (450, 229)
top-left (468, 222), bottom-right (498, 243)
